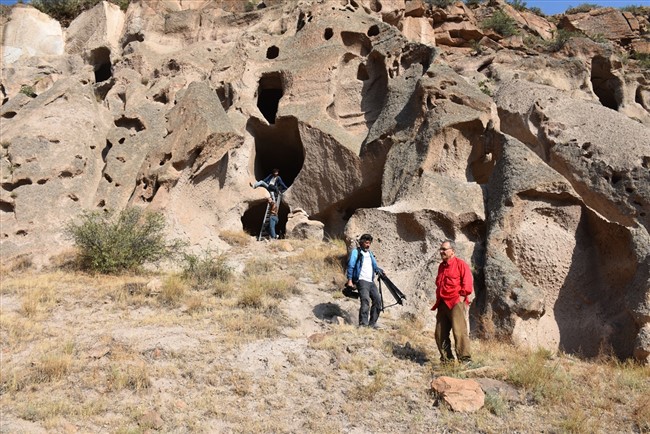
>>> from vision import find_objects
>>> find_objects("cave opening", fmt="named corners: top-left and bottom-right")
top-left (243, 116), bottom-right (304, 237)
top-left (248, 116), bottom-right (304, 187)
top-left (89, 47), bottom-right (113, 83)
top-left (311, 185), bottom-right (382, 237)
top-left (266, 46), bottom-right (279, 59)
top-left (241, 199), bottom-right (290, 239)
top-left (590, 56), bottom-right (621, 110)
top-left (257, 72), bottom-right (284, 124)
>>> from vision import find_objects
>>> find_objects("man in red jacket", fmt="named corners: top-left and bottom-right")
top-left (431, 239), bottom-right (473, 363)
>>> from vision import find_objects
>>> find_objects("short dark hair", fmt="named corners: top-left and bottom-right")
top-left (359, 233), bottom-right (373, 243)
top-left (272, 168), bottom-right (279, 173)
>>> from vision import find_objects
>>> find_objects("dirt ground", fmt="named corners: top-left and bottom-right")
top-left (1, 238), bottom-right (648, 433)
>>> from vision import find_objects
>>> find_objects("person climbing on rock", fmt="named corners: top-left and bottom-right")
top-left (250, 168), bottom-right (288, 197)
top-left (267, 196), bottom-right (279, 239)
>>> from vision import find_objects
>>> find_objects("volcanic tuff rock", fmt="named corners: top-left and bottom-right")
top-left (1, 0), bottom-right (649, 361)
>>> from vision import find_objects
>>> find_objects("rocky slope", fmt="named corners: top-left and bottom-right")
top-left (1, 0), bottom-right (649, 362)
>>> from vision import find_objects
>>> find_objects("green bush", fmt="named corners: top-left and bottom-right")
top-left (182, 251), bottom-right (233, 289)
top-left (546, 28), bottom-right (579, 52)
top-left (620, 5), bottom-right (650, 15)
top-left (31, 0), bottom-right (130, 26)
top-left (19, 85), bottom-right (36, 98)
top-left (507, 0), bottom-right (527, 11)
top-left (565, 3), bottom-right (600, 14)
top-left (426, 0), bottom-right (455, 7)
top-left (464, 0), bottom-right (482, 6)
top-left (482, 10), bottom-right (519, 37)
top-left (65, 208), bottom-right (184, 273)
top-left (631, 52), bottom-right (650, 69)
top-left (244, 1), bottom-right (255, 12)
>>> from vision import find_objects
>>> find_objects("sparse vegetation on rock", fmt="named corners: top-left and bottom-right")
top-left (565, 3), bottom-right (601, 14)
top-left (482, 9), bottom-right (519, 36)
top-left (31, 0), bottom-right (129, 26)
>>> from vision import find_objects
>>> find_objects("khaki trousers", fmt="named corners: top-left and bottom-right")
top-left (435, 301), bottom-right (471, 361)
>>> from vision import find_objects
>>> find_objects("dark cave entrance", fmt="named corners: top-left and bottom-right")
top-left (311, 185), bottom-right (382, 236)
top-left (249, 116), bottom-right (304, 187)
top-left (90, 47), bottom-right (113, 83)
top-left (257, 72), bottom-right (284, 124)
top-left (241, 199), bottom-right (290, 239)
top-left (242, 116), bottom-right (304, 237)
top-left (591, 56), bottom-right (621, 111)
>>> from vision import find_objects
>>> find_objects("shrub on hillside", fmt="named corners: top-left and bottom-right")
top-left (31, 0), bottom-right (130, 26)
top-left (65, 208), bottom-right (184, 274)
top-left (546, 28), bottom-right (580, 52)
top-left (482, 10), bottom-right (519, 37)
top-left (620, 5), bottom-right (650, 15)
top-left (565, 3), bottom-right (601, 14)
top-left (182, 251), bottom-right (233, 290)
top-left (631, 52), bottom-right (650, 69)
top-left (426, 0), bottom-right (455, 8)
top-left (464, 0), bottom-right (482, 7)
top-left (507, 0), bottom-right (527, 11)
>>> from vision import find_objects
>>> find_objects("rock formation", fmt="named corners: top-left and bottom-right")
top-left (1, 0), bottom-right (649, 362)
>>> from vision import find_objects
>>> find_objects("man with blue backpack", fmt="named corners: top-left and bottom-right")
top-left (346, 233), bottom-right (385, 328)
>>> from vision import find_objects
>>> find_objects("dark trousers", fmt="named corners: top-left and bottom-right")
top-left (435, 301), bottom-right (471, 361)
top-left (357, 280), bottom-right (381, 326)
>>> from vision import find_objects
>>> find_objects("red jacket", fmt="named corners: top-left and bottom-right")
top-left (431, 256), bottom-right (473, 310)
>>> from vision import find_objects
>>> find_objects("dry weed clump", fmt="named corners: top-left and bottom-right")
top-left (0, 313), bottom-right (43, 346)
top-left (244, 257), bottom-right (276, 275)
top-left (219, 229), bottom-right (252, 246)
top-left (216, 308), bottom-right (289, 340)
top-left (1, 342), bottom-right (75, 394)
top-left (182, 251), bottom-right (233, 290)
top-left (347, 368), bottom-right (387, 401)
top-left (185, 293), bottom-right (208, 314)
top-left (1, 254), bottom-right (33, 273)
top-left (33, 346), bottom-right (74, 383)
top-left (237, 284), bottom-right (265, 309)
top-left (110, 278), bottom-right (157, 307)
top-left (158, 274), bottom-right (188, 306)
top-left (507, 348), bottom-right (571, 403)
top-left (107, 363), bottom-right (152, 391)
top-left (237, 275), bottom-right (300, 309)
top-left (286, 239), bottom-right (346, 283)
top-left (19, 286), bottom-right (59, 318)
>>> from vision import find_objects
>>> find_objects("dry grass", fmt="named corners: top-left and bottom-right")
top-left (244, 257), bottom-right (276, 275)
top-left (1, 241), bottom-right (649, 433)
top-left (285, 238), bottom-right (346, 283)
top-left (506, 348), bottom-right (572, 403)
top-left (219, 229), bottom-right (252, 246)
top-left (158, 274), bottom-right (187, 306)
top-left (106, 363), bottom-right (151, 392)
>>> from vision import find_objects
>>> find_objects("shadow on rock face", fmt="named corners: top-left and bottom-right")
top-left (554, 207), bottom-right (638, 359)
